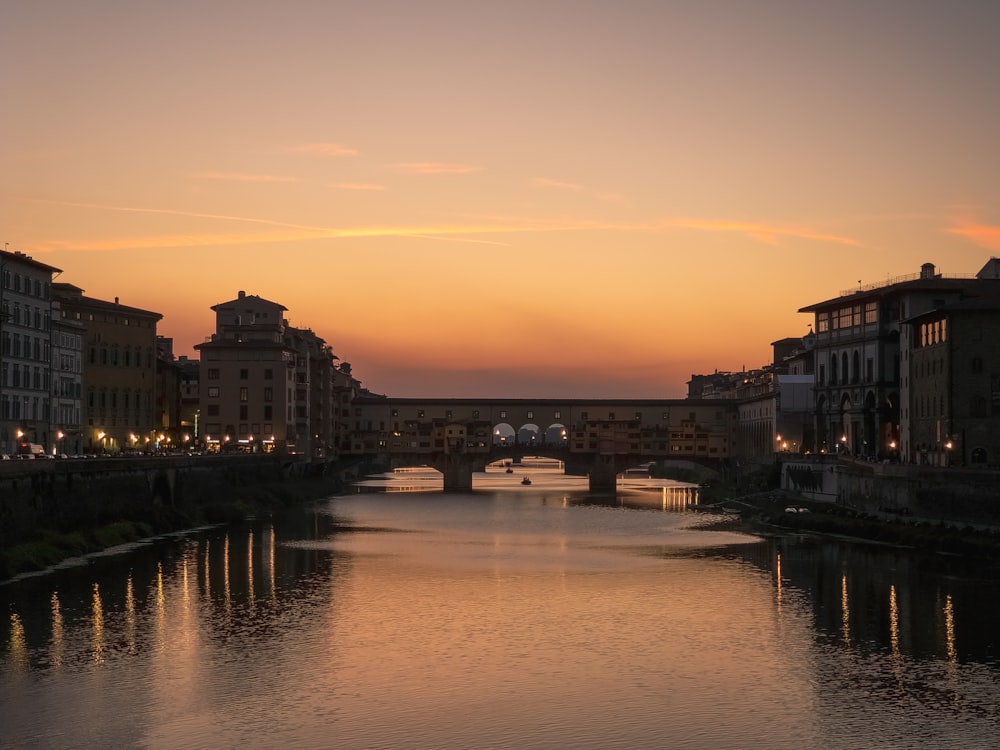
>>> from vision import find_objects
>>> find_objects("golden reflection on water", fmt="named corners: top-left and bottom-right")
top-left (248, 530), bottom-right (256, 611)
top-left (50, 592), bottom-right (64, 668)
top-left (125, 575), bottom-right (136, 656)
top-left (840, 574), bottom-right (850, 646)
top-left (889, 585), bottom-right (900, 657)
top-left (775, 552), bottom-right (783, 612)
top-left (204, 539), bottom-right (212, 601)
top-left (91, 583), bottom-right (105, 665)
top-left (944, 594), bottom-right (957, 664)
top-left (268, 525), bottom-right (277, 603)
top-left (7, 612), bottom-right (28, 673)
top-left (223, 533), bottom-right (232, 616)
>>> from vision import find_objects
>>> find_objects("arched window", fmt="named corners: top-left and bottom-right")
top-left (841, 352), bottom-right (849, 384)
top-left (852, 351), bottom-right (861, 383)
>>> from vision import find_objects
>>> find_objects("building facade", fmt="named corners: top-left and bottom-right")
top-left (798, 260), bottom-right (1000, 460)
top-left (53, 283), bottom-right (162, 454)
top-left (50, 299), bottom-right (85, 455)
top-left (905, 292), bottom-right (1000, 467)
top-left (195, 291), bottom-right (296, 452)
top-left (0, 250), bottom-right (61, 455)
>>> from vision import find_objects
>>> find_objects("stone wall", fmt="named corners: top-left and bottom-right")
top-left (781, 457), bottom-right (1000, 524)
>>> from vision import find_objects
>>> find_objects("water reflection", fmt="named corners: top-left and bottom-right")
top-left (1, 483), bottom-right (999, 749)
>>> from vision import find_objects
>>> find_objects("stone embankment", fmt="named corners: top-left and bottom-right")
top-left (700, 489), bottom-right (1000, 563)
top-left (0, 455), bottom-right (359, 581)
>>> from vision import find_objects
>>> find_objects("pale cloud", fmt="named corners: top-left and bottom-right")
top-left (288, 143), bottom-right (358, 156)
top-left (946, 213), bottom-right (1000, 251)
top-left (392, 162), bottom-right (482, 175)
top-left (330, 182), bottom-right (386, 191)
top-left (190, 171), bottom-right (299, 183)
top-left (659, 218), bottom-right (860, 247)
top-left (532, 177), bottom-right (583, 190)
top-left (27, 200), bottom-right (860, 254)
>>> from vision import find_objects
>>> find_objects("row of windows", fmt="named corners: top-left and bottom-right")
top-left (202, 423), bottom-right (275, 437)
top-left (88, 346), bottom-right (154, 368)
top-left (204, 404), bottom-right (276, 420)
top-left (2, 301), bottom-right (50, 330)
top-left (61, 309), bottom-right (154, 328)
top-left (86, 389), bottom-right (154, 410)
top-left (206, 386), bottom-right (275, 401)
top-left (816, 302), bottom-right (879, 333)
top-left (0, 363), bottom-right (48, 390)
top-left (1, 271), bottom-right (50, 299)
top-left (382, 408), bottom-right (678, 422)
top-left (0, 393), bottom-right (49, 421)
top-left (2, 332), bottom-right (50, 362)
top-left (913, 357), bottom-right (946, 379)
top-left (917, 320), bottom-right (947, 348)
top-left (818, 350), bottom-right (879, 386)
top-left (205, 368), bottom-right (276, 380)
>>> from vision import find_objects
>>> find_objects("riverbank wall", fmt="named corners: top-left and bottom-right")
top-left (780, 456), bottom-right (1000, 525)
top-left (0, 455), bottom-right (355, 580)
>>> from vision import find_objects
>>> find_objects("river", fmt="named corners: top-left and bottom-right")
top-left (2, 464), bottom-right (1000, 749)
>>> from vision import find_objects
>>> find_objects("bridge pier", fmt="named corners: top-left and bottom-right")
top-left (588, 456), bottom-right (619, 493)
top-left (437, 455), bottom-right (474, 492)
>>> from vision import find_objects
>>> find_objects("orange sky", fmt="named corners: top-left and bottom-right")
top-left (3, 1), bottom-right (999, 397)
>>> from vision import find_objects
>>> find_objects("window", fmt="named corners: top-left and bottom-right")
top-left (264, 387), bottom-right (273, 402)
top-left (240, 405), bottom-right (248, 420)
top-left (264, 368), bottom-right (273, 380)
top-left (527, 411), bottom-right (534, 419)
top-left (207, 404), bottom-right (220, 416)
top-left (240, 368), bottom-right (249, 380)
top-left (208, 386), bottom-right (220, 398)
top-left (864, 302), bottom-right (877, 324)
top-left (264, 405), bottom-right (272, 420)
top-left (208, 368), bottom-right (220, 380)
top-left (239, 387), bottom-right (248, 402)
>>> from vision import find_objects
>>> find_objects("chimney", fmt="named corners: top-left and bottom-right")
top-left (238, 290), bottom-right (246, 299)
top-left (115, 296), bottom-right (119, 304)
top-left (920, 262), bottom-right (937, 279)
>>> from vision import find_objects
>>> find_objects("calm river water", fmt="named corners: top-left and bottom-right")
top-left (2, 464), bottom-right (1000, 749)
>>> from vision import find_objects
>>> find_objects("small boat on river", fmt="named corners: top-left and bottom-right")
top-left (521, 476), bottom-right (532, 485)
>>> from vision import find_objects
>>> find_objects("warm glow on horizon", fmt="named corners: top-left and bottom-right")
top-left (3, 1), bottom-right (999, 397)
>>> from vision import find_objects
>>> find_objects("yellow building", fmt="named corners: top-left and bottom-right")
top-left (53, 283), bottom-right (162, 454)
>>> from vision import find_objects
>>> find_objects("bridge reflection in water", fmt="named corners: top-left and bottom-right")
top-left (355, 460), bottom-right (701, 508)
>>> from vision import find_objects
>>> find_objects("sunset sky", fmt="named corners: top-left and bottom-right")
top-left (3, 0), bottom-right (999, 398)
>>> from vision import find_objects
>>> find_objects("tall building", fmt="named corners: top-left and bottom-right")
top-left (195, 291), bottom-right (296, 452)
top-left (904, 285), bottom-right (1000, 467)
top-left (50, 298), bottom-right (84, 455)
top-left (53, 283), bottom-right (162, 453)
top-left (798, 259), bottom-right (1000, 460)
top-left (0, 250), bottom-right (61, 455)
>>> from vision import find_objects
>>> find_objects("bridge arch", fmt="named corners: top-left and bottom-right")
top-left (493, 423), bottom-right (515, 446)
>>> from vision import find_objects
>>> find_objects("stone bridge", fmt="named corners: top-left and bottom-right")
top-left (347, 397), bottom-right (736, 491)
